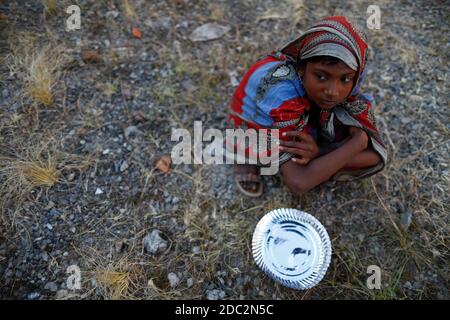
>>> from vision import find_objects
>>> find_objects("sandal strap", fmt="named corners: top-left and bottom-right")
top-left (234, 172), bottom-right (261, 183)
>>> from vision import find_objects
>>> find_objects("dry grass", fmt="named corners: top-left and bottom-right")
top-left (42, 0), bottom-right (58, 16)
top-left (26, 45), bottom-right (63, 106)
top-left (122, 0), bottom-right (136, 20)
top-left (0, 138), bottom-right (60, 205)
top-left (11, 159), bottom-right (59, 188)
top-left (7, 32), bottom-right (64, 107)
top-left (78, 247), bottom-right (150, 300)
top-left (0, 133), bottom-right (92, 225)
top-left (95, 266), bottom-right (136, 300)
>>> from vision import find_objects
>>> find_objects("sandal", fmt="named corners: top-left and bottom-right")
top-left (234, 167), bottom-right (264, 197)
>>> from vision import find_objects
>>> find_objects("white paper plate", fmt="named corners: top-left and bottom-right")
top-left (252, 208), bottom-right (332, 290)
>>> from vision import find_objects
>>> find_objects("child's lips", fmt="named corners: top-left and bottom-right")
top-left (320, 99), bottom-right (337, 107)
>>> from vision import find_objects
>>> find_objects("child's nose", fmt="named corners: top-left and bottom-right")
top-left (324, 81), bottom-right (339, 98)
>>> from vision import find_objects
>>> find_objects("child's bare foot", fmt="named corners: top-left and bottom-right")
top-left (234, 164), bottom-right (263, 197)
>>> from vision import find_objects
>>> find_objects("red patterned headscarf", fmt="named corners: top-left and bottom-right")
top-left (280, 15), bottom-right (368, 95)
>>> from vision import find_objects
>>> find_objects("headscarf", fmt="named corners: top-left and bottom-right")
top-left (280, 15), bottom-right (368, 96)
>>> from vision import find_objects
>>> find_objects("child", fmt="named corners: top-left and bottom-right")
top-left (229, 16), bottom-right (387, 197)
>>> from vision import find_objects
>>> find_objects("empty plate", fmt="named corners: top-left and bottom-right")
top-left (252, 208), bottom-right (332, 290)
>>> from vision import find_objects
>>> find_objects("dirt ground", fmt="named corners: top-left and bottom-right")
top-left (0, 0), bottom-right (448, 300)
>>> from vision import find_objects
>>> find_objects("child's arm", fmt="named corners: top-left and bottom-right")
top-left (340, 149), bottom-right (381, 170)
top-left (281, 127), bottom-right (369, 196)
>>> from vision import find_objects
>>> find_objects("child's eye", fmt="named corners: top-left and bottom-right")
top-left (342, 77), bottom-right (353, 83)
top-left (315, 74), bottom-right (326, 81)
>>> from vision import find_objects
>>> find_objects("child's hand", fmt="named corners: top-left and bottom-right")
top-left (348, 126), bottom-right (369, 150)
top-left (279, 131), bottom-right (319, 165)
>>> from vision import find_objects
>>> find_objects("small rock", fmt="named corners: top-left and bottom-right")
top-left (102, 149), bottom-right (110, 155)
top-left (49, 208), bottom-right (60, 217)
top-left (125, 126), bottom-right (142, 139)
top-left (143, 230), bottom-right (168, 255)
top-left (105, 10), bottom-right (119, 19)
top-left (113, 160), bottom-right (121, 173)
top-left (44, 282), bottom-right (58, 292)
top-left (206, 289), bottom-right (226, 300)
top-left (177, 21), bottom-right (189, 29)
top-left (167, 272), bottom-right (180, 288)
top-left (95, 188), bottom-right (104, 195)
top-left (56, 289), bottom-right (68, 299)
top-left (80, 49), bottom-right (102, 63)
top-left (401, 117), bottom-right (412, 124)
top-left (120, 161), bottom-right (129, 172)
top-left (189, 23), bottom-right (231, 42)
top-left (145, 16), bottom-right (171, 31)
top-left (45, 223), bottom-right (53, 230)
top-left (187, 278), bottom-right (194, 288)
top-left (181, 79), bottom-right (197, 91)
top-left (68, 173), bottom-right (76, 181)
top-left (400, 210), bottom-right (412, 230)
top-left (44, 201), bottom-right (55, 210)
top-left (27, 292), bottom-right (40, 300)
top-left (228, 70), bottom-right (239, 87)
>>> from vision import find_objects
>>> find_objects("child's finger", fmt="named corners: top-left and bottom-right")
top-left (282, 131), bottom-right (303, 139)
top-left (297, 132), bottom-right (314, 142)
top-left (292, 157), bottom-right (309, 165)
top-left (280, 140), bottom-right (312, 152)
top-left (282, 131), bottom-right (316, 145)
top-left (278, 146), bottom-right (308, 157)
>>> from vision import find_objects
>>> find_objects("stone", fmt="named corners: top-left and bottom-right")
top-left (56, 289), bottom-right (68, 299)
top-left (400, 210), bottom-right (412, 230)
top-left (189, 23), bottom-right (231, 42)
top-left (167, 272), bottom-right (180, 288)
top-left (143, 230), bottom-right (167, 255)
top-left (27, 292), bottom-right (40, 300)
top-left (44, 282), bottom-right (58, 292)
top-left (125, 126), bottom-right (142, 139)
top-left (120, 161), bottom-right (129, 172)
top-left (206, 289), bottom-right (226, 300)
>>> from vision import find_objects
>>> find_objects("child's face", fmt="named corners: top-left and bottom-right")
top-left (300, 60), bottom-right (357, 110)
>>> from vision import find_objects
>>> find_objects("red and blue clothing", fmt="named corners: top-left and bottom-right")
top-left (229, 53), bottom-right (313, 138)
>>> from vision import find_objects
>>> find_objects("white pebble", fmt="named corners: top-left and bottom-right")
top-left (168, 272), bottom-right (180, 288)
